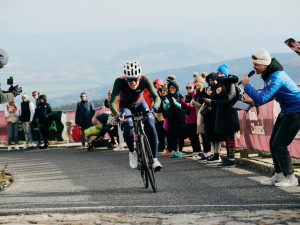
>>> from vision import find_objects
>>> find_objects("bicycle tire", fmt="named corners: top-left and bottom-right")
top-left (140, 134), bottom-right (157, 192)
top-left (141, 166), bottom-right (149, 188)
top-left (137, 139), bottom-right (149, 188)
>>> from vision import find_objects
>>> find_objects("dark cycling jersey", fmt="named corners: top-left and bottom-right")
top-left (109, 75), bottom-right (161, 115)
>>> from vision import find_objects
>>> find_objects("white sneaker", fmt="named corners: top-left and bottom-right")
top-left (8, 146), bottom-right (12, 151)
top-left (29, 143), bottom-right (35, 148)
top-left (129, 151), bottom-right (138, 169)
top-left (153, 160), bottom-right (162, 171)
top-left (23, 145), bottom-right (28, 150)
top-left (113, 145), bottom-right (124, 151)
top-left (275, 177), bottom-right (299, 187)
top-left (15, 145), bottom-right (19, 150)
top-left (260, 174), bottom-right (284, 186)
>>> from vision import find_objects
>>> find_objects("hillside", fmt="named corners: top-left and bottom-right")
top-left (48, 52), bottom-right (299, 107)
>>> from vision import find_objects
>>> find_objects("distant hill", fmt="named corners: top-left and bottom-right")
top-left (147, 52), bottom-right (300, 93)
top-left (48, 52), bottom-right (299, 107)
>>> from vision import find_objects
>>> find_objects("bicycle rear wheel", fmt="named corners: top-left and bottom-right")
top-left (140, 134), bottom-right (157, 192)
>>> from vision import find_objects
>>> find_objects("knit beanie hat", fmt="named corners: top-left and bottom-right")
top-left (252, 48), bottom-right (271, 66)
top-left (186, 81), bottom-right (195, 91)
top-left (193, 72), bottom-right (206, 84)
top-left (0, 49), bottom-right (9, 68)
top-left (217, 64), bottom-right (228, 76)
top-left (153, 78), bottom-right (164, 86)
top-left (167, 74), bottom-right (176, 81)
top-left (22, 94), bottom-right (28, 99)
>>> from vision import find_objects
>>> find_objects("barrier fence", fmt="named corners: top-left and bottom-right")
top-left (0, 101), bottom-right (299, 158)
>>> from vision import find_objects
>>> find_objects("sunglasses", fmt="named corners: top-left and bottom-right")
top-left (251, 55), bottom-right (261, 60)
top-left (127, 77), bottom-right (139, 83)
top-left (186, 86), bottom-right (192, 90)
top-left (167, 77), bottom-right (175, 81)
top-left (33, 94), bottom-right (37, 96)
top-left (158, 88), bottom-right (164, 92)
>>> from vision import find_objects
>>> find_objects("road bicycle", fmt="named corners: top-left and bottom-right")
top-left (122, 111), bottom-right (158, 192)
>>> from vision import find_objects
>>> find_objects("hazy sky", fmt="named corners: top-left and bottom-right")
top-left (1, 0), bottom-right (300, 55)
top-left (0, 0), bottom-right (300, 103)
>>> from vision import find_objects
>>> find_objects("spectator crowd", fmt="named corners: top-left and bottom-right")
top-left (2, 48), bottom-right (300, 187)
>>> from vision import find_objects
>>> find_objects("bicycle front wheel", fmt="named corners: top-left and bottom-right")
top-left (139, 134), bottom-right (157, 192)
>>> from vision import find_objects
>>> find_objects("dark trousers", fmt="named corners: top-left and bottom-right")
top-left (201, 133), bottom-right (211, 153)
top-left (270, 112), bottom-right (300, 176)
top-left (120, 99), bottom-right (158, 158)
top-left (167, 131), bottom-right (184, 152)
top-left (187, 124), bottom-right (201, 152)
top-left (156, 120), bottom-right (166, 151)
top-left (40, 122), bottom-right (50, 145)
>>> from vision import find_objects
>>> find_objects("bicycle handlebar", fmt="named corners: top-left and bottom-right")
top-left (120, 110), bottom-right (158, 121)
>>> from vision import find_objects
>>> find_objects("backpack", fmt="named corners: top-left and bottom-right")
top-left (72, 124), bottom-right (81, 142)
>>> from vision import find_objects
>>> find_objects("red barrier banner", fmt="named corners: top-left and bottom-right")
top-left (0, 111), bottom-right (7, 142)
top-left (1, 103), bottom-right (299, 158)
top-left (235, 93), bottom-right (300, 158)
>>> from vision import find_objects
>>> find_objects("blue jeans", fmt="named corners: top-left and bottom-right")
top-left (119, 99), bottom-right (158, 158)
top-left (22, 122), bottom-right (33, 146)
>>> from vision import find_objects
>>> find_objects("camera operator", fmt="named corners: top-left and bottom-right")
top-left (241, 48), bottom-right (300, 187)
top-left (0, 49), bottom-right (22, 103)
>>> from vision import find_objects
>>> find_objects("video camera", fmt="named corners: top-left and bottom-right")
top-left (2, 76), bottom-right (22, 96)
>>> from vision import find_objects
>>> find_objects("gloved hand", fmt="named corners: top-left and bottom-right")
top-left (185, 95), bottom-right (192, 103)
top-left (149, 106), bottom-right (158, 113)
top-left (116, 113), bottom-right (125, 122)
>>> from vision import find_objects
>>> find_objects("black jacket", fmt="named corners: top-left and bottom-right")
top-left (211, 75), bottom-right (240, 135)
top-left (35, 95), bottom-right (52, 124)
top-left (75, 100), bottom-right (95, 130)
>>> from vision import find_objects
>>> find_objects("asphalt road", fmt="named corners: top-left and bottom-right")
top-left (0, 147), bottom-right (299, 215)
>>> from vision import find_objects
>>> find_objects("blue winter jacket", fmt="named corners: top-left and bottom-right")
top-left (245, 59), bottom-right (300, 114)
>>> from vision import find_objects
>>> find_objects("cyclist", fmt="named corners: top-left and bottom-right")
top-left (109, 61), bottom-right (162, 171)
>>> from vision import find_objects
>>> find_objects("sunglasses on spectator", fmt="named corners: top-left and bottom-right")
top-left (32, 94), bottom-right (37, 96)
top-left (127, 77), bottom-right (139, 83)
top-left (167, 77), bottom-right (175, 81)
top-left (158, 88), bottom-right (164, 92)
top-left (186, 86), bottom-right (192, 89)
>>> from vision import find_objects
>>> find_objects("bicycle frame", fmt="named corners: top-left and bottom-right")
top-left (123, 111), bottom-right (157, 192)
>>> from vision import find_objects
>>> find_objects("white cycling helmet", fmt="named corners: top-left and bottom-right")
top-left (123, 61), bottom-right (142, 78)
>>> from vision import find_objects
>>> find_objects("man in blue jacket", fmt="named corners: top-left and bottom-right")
top-left (241, 48), bottom-right (300, 187)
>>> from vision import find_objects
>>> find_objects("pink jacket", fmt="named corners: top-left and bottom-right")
top-left (181, 90), bottom-right (197, 124)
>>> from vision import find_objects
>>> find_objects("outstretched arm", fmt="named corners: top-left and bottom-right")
top-left (109, 78), bottom-right (122, 116)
